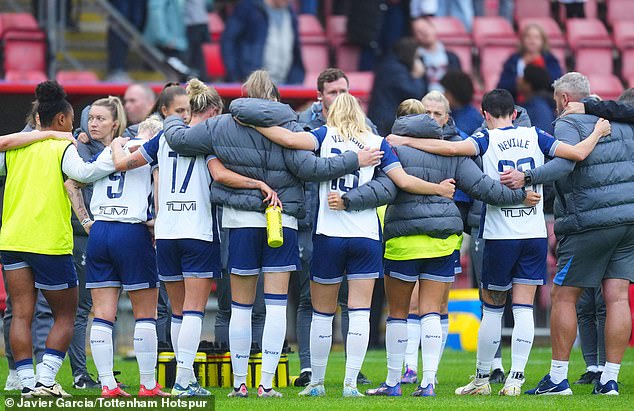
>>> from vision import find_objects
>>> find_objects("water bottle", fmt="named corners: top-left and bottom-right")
top-left (266, 206), bottom-right (283, 248)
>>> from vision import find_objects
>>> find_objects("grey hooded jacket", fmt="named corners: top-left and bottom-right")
top-left (163, 99), bottom-right (359, 219)
top-left (343, 114), bottom-right (527, 241)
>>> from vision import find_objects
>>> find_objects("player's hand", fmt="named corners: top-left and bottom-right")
top-left (111, 137), bottom-right (130, 147)
top-left (437, 178), bottom-right (456, 199)
top-left (594, 118), bottom-right (611, 137)
top-left (82, 220), bottom-right (93, 235)
top-left (386, 134), bottom-right (408, 147)
top-left (49, 131), bottom-right (76, 146)
top-left (77, 132), bottom-right (90, 144)
top-left (259, 182), bottom-right (283, 210)
top-left (500, 169), bottom-right (525, 189)
top-left (358, 147), bottom-right (383, 167)
top-left (328, 192), bottom-right (345, 210)
top-left (523, 190), bottom-right (541, 206)
top-left (561, 101), bottom-right (585, 116)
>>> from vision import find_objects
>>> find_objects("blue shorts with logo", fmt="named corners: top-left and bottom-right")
top-left (1, 251), bottom-right (77, 290)
top-left (310, 234), bottom-right (383, 284)
top-left (86, 221), bottom-right (158, 291)
top-left (481, 238), bottom-right (547, 291)
top-left (385, 251), bottom-right (456, 283)
top-left (156, 238), bottom-right (222, 281)
top-left (228, 227), bottom-right (300, 275)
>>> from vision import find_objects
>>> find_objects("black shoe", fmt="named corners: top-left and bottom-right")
top-left (357, 371), bottom-right (372, 385)
top-left (113, 370), bottom-right (129, 389)
top-left (294, 371), bottom-right (312, 387)
top-left (574, 370), bottom-right (601, 385)
top-left (489, 368), bottom-right (505, 383)
top-left (73, 374), bottom-right (101, 389)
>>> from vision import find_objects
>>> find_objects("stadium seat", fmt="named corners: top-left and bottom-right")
top-left (566, 18), bottom-right (612, 50)
top-left (56, 70), bottom-right (99, 83)
top-left (429, 17), bottom-right (472, 47)
top-left (574, 48), bottom-right (613, 76)
top-left (202, 43), bottom-right (226, 79)
top-left (3, 30), bottom-right (46, 74)
top-left (613, 21), bottom-right (634, 50)
top-left (0, 12), bottom-right (39, 38)
top-left (302, 71), bottom-right (319, 88)
top-left (472, 17), bottom-right (517, 48)
top-left (207, 12), bottom-right (224, 42)
top-left (326, 15), bottom-right (347, 48)
top-left (518, 17), bottom-right (566, 49)
top-left (345, 71), bottom-right (374, 93)
top-left (586, 73), bottom-right (623, 100)
top-left (335, 43), bottom-right (360, 72)
top-left (606, 0), bottom-right (634, 27)
top-left (5, 70), bottom-right (47, 82)
top-left (446, 44), bottom-right (473, 75)
top-left (514, 0), bottom-right (551, 22)
top-left (479, 46), bottom-right (516, 91)
top-left (621, 49), bottom-right (634, 85)
top-left (301, 44), bottom-right (329, 75)
top-left (298, 14), bottom-right (326, 44)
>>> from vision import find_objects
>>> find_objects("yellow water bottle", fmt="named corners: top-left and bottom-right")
top-left (266, 206), bottom-right (284, 248)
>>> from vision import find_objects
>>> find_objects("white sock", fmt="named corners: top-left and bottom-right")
top-left (598, 364), bottom-right (605, 372)
top-left (439, 313), bottom-right (449, 361)
top-left (492, 356), bottom-right (504, 372)
top-left (510, 304), bottom-right (534, 376)
top-left (344, 309), bottom-right (370, 388)
top-left (386, 317), bottom-right (408, 387)
top-left (600, 362), bottom-right (621, 385)
top-left (549, 359), bottom-right (569, 384)
top-left (309, 311), bottom-right (334, 385)
top-left (90, 318), bottom-right (117, 389)
top-left (587, 365), bottom-right (599, 373)
top-left (171, 314), bottom-right (183, 357)
top-left (260, 294), bottom-right (288, 389)
top-left (229, 302), bottom-right (252, 388)
top-left (404, 314), bottom-right (420, 372)
top-left (476, 304), bottom-right (504, 377)
top-left (35, 362), bottom-right (43, 383)
top-left (38, 349), bottom-right (65, 386)
top-left (16, 359), bottom-right (35, 390)
top-left (420, 312), bottom-right (442, 387)
top-left (175, 311), bottom-right (203, 387)
top-left (134, 319), bottom-right (158, 390)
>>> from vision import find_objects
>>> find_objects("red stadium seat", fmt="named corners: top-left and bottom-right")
top-left (472, 17), bottom-right (517, 48)
top-left (56, 70), bottom-right (99, 83)
top-left (5, 70), bottom-right (47, 82)
top-left (326, 15), bottom-right (347, 48)
top-left (0, 12), bottom-right (39, 38)
top-left (606, 0), bottom-right (634, 27)
top-left (551, 47), bottom-right (567, 72)
top-left (613, 21), bottom-right (634, 50)
top-left (621, 49), bottom-right (634, 84)
top-left (566, 18), bottom-right (612, 50)
top-left (298, 14), bottom-right (326, 44)
top-left (335, 43), bottom-right (360, 72)
top-left (429, 17), bottom-right (472, 47)
top-left (301, 44), bottom-right (329, 75)
top-left (202, 43), bottom-right (226, 79)
top-left (587, 74), bottom-right (623, 100)
top-left (479, 46), bottom-right (516, 91)
top-left (514, 0), bottom-right (551, 22)
top-left (207, 12), bottom-right (224, 42)
top-left (346, 71), bottom-right (374, 93)
top-left (3, 30), bottom-right (46, 74)
top-left (574, 48), bottom-right (613, 76)
top-left (302, 71), bottom-right (319, 88)
top-left (518, 17), bottom-right (566, 48)
top-left (446, 44), bottom-right (473, 75)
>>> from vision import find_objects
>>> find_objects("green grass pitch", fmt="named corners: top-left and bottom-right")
top-left (1, 346), bottom-right (632, 410)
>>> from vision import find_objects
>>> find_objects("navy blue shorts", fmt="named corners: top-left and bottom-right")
top-left (156, 239), bottom-right (221, 281)
top-left (0, 251), bottom-right (77, 290)
top-left (228, 227), bottom-right (300, 275)
top-left (481, 238), bottom-right (547, 291)
top-left (310, 234), bottom-right (383, 284)
top-left (385, 253), bottom-right (456, 283)
top-left (452, 249), bottom-right (462, 275)
top-left (86, 221), bottom-right (158, 291)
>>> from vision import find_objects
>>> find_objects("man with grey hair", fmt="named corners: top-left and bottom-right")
top-left (500, 72), bottom-right (634, 396)
top-left (123, 84), bottom-right (156, 126)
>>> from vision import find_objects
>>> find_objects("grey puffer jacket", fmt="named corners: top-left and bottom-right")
top-left (467, 105), bottom-right (533, 229)
top-left (550, 114), bottom-right (634, 235)
top-left (344, 114), bottom-right (527, 241)
top-left (163, 99), bottom-right (359, 219)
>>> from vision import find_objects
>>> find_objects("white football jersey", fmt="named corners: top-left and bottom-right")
top-left (90, 146), bottom-right (153, 223)
top-left (468, 126), bottom-right (560, 240)
top-left (140, 131), bottom-right (219, 242)
top-left (310, 125), bottom-right (401, 240)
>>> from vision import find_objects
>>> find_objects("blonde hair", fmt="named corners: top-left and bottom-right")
top-left (421, 90), bottom-right (450, 115)
top-left (243, 70), bottom-right (280, 101)
top-left (326, 93), bottom-right (370, 143)
top-left (186, 78), bottom-right (224, 114)
top-left (397, 98), bottom-right (425, 117)
top-left (92, 96), bottom-right (127, 136)
top-left (137, 114), bottom-right (163, 138)
top-left (520, 23), bottom-right (549, 54)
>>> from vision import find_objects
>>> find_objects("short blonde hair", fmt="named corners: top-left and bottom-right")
top-left (421, 90), bottom-right (450, 115)
top-left (326, 93), bottom-right (370, 144)
top-left (137, 114), bottom-right (163, 138)
top-left (397, 99), bottom-right (425, 117)
top-left (243, 70), bottom-right (280, 101)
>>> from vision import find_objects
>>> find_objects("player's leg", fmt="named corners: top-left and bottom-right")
top-left (402, 282), bottom-right (420, 383)
top-left (128, 287), bottom-right (161, 393)
top-left (89, 287), bottom-right (120, 392)
top-left (575, 288), bottom-right (601, 383)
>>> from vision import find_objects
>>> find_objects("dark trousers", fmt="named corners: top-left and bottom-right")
top-left (107, 0), bottom-right (147, 72)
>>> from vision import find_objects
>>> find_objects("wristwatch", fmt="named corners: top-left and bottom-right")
top-left (524, 172), bottom-right (533, 187)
